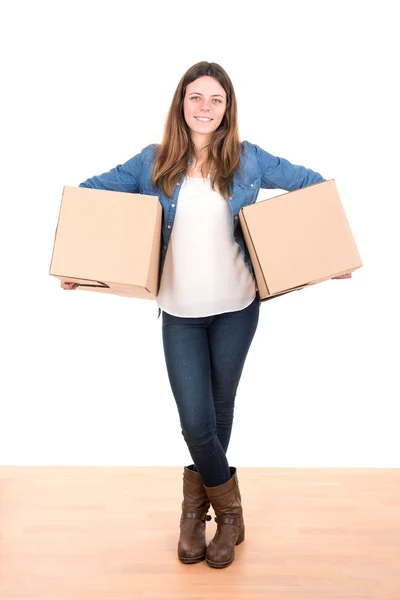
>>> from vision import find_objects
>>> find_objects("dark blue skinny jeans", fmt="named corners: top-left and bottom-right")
top-left (161, 293), bottom-right (260, 487)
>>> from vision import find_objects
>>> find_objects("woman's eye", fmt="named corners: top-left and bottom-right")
top-left (190, 96), bottom-right (222, 103)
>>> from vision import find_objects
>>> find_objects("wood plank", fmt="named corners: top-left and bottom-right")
top-left (0, 467), bottom-right (399, 599)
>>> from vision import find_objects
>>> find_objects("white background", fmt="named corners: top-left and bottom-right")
top-left (1, 1), bottom-right (399, 467)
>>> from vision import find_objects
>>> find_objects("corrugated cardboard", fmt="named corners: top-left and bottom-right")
top-left (239, 179), bottom-right (362, 301)
top-left (49, 186), bottom-right (162, 299)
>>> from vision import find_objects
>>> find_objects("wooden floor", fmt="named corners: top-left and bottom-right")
top-left (0, 466), bottom-right (399, 600)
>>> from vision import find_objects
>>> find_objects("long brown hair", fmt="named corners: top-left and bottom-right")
top-left (151, 61), bottom-right (242, 200)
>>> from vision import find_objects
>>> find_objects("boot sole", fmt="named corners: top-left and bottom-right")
top-left (205, 556), bottom-right (234, 568)
top-left (178, 553), bottom-right (205, 564)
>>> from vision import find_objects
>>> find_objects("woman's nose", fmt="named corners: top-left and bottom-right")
top-left (199, 100), bottom-right (212, 110)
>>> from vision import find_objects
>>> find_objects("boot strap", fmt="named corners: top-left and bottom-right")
top-left (215, 515), bottom-right (241, 527)
top-left (182, 511), bottom-right (212, 522)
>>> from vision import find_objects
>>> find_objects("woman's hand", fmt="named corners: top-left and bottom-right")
top-left (60, 280), bottom-right (79, 290)
top-left (332, 273), bottom-right (352, 279)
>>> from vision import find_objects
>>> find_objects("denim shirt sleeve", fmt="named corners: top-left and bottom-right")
top-left (248, 141), bottom-right (325, 191)
top-left (78, 146), bottom-right (151, 192)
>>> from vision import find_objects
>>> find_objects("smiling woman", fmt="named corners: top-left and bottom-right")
top-left (69, 60), bottom-right (352, 570)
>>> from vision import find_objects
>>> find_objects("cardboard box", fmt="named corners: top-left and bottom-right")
top-left (49, 186), bottom-right (162, 299)
top-left (239, 179), bottom-right (362, 301)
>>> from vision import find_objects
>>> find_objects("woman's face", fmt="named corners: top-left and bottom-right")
top-left (183, 76), bottom-right (227, 142)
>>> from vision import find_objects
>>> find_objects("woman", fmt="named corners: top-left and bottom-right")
top-left (62, 61), bottom-right (351, 569)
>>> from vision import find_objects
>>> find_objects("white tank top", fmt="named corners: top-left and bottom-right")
top-left (156, 175), bottom-right (256, 317)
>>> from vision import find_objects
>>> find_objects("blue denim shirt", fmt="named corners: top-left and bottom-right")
top-left (79, 140), bottom-right (324, 295)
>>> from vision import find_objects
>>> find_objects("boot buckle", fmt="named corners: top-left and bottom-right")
top-left (183, 511), bottom-right (212, 522)
top-left (215, 515), bottom-right (240, 527)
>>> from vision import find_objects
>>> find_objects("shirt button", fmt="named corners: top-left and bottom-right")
top-left (229, 196), bottom-right (232, 200)
top-left (250, 184), bottom-right (254, 187)
top-left (234, 216), bottom-right (238, 219)
top-left (171, 203), bottom-right (175, 207)
top-left (168, 225), bottom-right (171, 229)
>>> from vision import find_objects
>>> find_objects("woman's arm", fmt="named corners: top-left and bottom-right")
top-left (247, 141), bottom-right (325, 191)
top-left (78, 145), bottom-right (153, 192)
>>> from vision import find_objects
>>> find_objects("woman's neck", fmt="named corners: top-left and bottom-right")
top-left (191, 133), bottom-right (210, 160)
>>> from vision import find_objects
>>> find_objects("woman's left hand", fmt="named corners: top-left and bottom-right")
top-left (332, 273), bottom-right (352, 279)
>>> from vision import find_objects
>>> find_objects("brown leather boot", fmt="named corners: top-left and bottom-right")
top-left (203, 467), bottom-right (245, 568)
top-left (177, 465), bottom-right (212, 564)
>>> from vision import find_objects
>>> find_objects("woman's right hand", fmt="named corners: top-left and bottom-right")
top-left (60, 280), bottom-right (79, 290)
